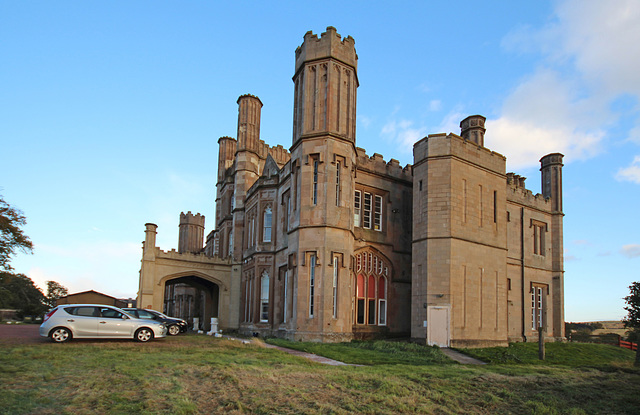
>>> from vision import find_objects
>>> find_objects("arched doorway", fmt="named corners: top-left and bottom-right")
top-left (163, 276), bottom-right (220, 331)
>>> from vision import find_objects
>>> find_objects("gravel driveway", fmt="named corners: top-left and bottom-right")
top-left (0, 324), bottom-right (47, 344)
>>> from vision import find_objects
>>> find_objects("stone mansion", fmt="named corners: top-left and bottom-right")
top-left (137, 27), bottom-right (565, 347)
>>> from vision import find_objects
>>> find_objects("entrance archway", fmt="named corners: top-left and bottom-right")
top-left (163, 276), bottom-right (220, 331)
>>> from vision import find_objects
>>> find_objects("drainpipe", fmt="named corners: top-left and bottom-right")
top-left (520, 207), bottom-right (526, 341)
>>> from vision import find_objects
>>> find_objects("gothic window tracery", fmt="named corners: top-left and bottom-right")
top-left (354, 250), bottom-right (389, 326)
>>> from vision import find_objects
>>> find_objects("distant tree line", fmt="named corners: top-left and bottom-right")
top-left (564, 322), bottom-right (604, 334)
top-left (0, 193), bottom-right (67, 319)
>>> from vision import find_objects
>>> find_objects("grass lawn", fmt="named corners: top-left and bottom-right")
top-left (1, 335), bottom-right (639, 414)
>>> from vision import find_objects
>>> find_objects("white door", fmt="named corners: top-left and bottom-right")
top-left (427, 306), bottom-right (450, 347)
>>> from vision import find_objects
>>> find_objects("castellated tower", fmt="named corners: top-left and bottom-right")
top-left (288, 27), bottom-right (359, 341)
top-left (293, 26), bottom-right (358, 145)
top-left (178, 212), bottom-right (205, 254)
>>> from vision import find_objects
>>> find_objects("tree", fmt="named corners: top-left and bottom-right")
top-left (623, 281), bottom-right (640, 366)
top-left (0, 272), bottom-right (47, 317)
top-left (0, 194), bottom-right (33, 271)
top-left (45, 280), bottom-right (68, 307)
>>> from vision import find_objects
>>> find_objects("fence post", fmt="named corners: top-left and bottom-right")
top-left (538, 326), bottom-right (545, 360)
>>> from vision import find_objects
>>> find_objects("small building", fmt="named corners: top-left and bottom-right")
top-left (56, 290), bottom-right (136, 309)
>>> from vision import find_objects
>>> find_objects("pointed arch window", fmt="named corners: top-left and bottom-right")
top-left (354, 250), bottom-right (390, 326)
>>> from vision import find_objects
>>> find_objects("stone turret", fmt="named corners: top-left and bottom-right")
top-left (460, 115), bottom-right (486, 147)
top-left (217, 136), bottom-right (237, 183)
top-left (178, 212), bottom-right (205, 254)
top-left (237, 94), bottom-right (263, 153)
top-left (292, 26), bottom-right (359, 146)
top-left (540, 153), bottom-right (564, 213)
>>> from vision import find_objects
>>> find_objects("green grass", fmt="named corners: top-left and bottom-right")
top-left (1, 335), bottom-right (639, 414)
top-left (460, 342), bottom-right (635, 368)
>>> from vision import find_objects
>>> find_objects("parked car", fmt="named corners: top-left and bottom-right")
top-left (39, 304), bottom-right (167, 343)
top-left (121, 308), bottom-right (188, 336)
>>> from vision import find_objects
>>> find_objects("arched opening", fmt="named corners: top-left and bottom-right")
top-left (163, 276), bottom-right (220, 331)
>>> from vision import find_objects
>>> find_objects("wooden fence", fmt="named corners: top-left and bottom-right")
top-left (569, 333), bottom-right (637, 351)
top-left (619, 338), bottom-right (638, 351)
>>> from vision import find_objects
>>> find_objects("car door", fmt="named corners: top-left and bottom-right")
top-left (67, 306), bottom-right (100, 337)
top-left (97, 307), bottom-right (135, 338)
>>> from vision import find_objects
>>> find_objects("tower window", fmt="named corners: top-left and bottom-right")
top-left (354, 190), bottom-right (361, 227)
top-left (531, 283), bottom-right (546, 330)
top-left (309, 254), bottom-right (316, 318)
top-left (493, 191), bottom-right (497, 223)
top-left (263, 206), bottom-right (272, 242)
top-left (332, 256), bottom-right (339, 319)
top-left (374, 195), bottom-right (382, 231)
top-left (335, 161), bottom-right (341, 207)
top-left (260, 271), bottom-right (270, 322)
top-left (313, 159), bottom-right (319, 205)
top-left (532, 221), bottom-right (546, 256)
top-left (363, 192), bottom-right (372, 229)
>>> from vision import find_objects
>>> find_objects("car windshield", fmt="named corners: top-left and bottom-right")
top-left (122, 310), bottom-right (137, 318)
top-left (152, 311), bottom-right (171, 319)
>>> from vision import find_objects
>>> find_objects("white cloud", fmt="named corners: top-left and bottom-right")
top-left (429, 100), bottom-right (442, 112)
top-left (380, 119), bottom-right (427, 151)
top-left (616, 156), bottom-right (640, 183)
top-left (628, 125), bottom-right (640, 145)
top-left (555, 0), bottom-right (640, 96)
top-left (359, 115), bottom-right (372, 129)
top-left (437, 109), bottom-right (466, 136)
top-left (491, 0), bottom-right (640, 170)
top-left (488, 69), bottom-right (605, 169)
top-left (621, 244), bottom-right (640, 258)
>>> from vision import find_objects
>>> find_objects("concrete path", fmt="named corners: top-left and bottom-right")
top-left (223, 335), bottom-right (485, 366)
top-left (440, 348), bottom-right (486, 365)
top-left (222, 335), bottom-right (362, 366)
top-left (262, 342), bottom-right (363, 366)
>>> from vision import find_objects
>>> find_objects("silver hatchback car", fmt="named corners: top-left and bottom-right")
top-left (40, 304), bottom-right (167, 343)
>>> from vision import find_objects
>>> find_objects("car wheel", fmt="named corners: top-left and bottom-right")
top-left (50, 327), bottom-right (72, 343)
top-left (168, 324), bottom-right (181, 336)
top-left (135, 327), bottom-right (154, 342)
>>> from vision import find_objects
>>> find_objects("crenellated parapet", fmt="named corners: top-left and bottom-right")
top-left (506, 173), bottom-right (552, 211)
top-left (255, 140), bottom-right (291, 167)
top-left (413, 133), bottom-right (506, 175)
top-left (155, 247), bottom-right (233, 264)
top-left (295, 26), bottom-right (357, 74)
top-left (355, 147), bottom-right (413, 181)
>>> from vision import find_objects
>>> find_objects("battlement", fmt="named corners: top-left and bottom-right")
top-left (355, 147), bottom-right (413, 181)
top-left (256, 140), bottom-right (291, 167)
top-left (295, 26), bottom-right (357, 74)
top-left (237, 94), bottom-right (263, 106)
top-left (506, 183), bottom-right (551, 211)
top-left (156, 247), bottom-right (232, 264)
top-left (413, 133), bottom-right (506, 175)
top-left (218, 136), bottom-right (236, 144)
top-left (179, 211), bottom-right (205, 227)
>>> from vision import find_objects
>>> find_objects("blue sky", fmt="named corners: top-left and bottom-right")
top-left (2, 1), bottom-right (638, 321)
